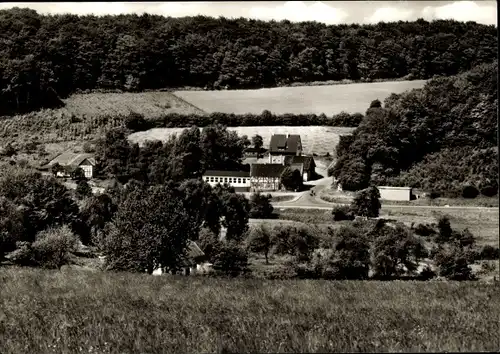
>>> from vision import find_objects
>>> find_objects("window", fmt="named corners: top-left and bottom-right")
top-left (210, 177), bottom-right (214, 182)
top-left (214, 177), bottom-right (219, 182)
top-left (238, 178), bottom-right (242, 184)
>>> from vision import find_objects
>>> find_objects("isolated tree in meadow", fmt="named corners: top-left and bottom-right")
top-left (332, 226), bottom-right (370, 280)
top-left (436, 215), bottom-right (453, 243)
top-left (103, 185), bottom-right (197, 274)
top-left (251, 134), bottom-right (264, 150)
top-left (351, 186), bottom-right (381, 218)
top-left (247, 224), bottom-right (273, 264)
top-left (371, 225), bottom-right (425, 278)
top-left (249, 192), bottom-right (274, 219)
top-left (30, 225), bottom-right (79, 270)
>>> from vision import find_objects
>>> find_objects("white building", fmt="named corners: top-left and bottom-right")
top-left (203, 170), bottom-right (251, 192)
top-left (377, 186), bottom-right (412, 201)
top-left (40, 152), bottom-right (96, 179)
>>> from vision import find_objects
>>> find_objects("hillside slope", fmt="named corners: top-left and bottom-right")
top-left (0, 8), bottom-right (497, 114)
top-left (331, 61), bottom-right (498, 196)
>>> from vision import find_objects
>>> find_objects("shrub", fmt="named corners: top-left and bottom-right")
top-left (462, 185), bottom-right (479, 199)
top-left (434, 245), bottom-right (476, 281)
top-left (31, 225), bottom-right (79, 269)
top-left (76, 180), bottom-right (92, 199)
top-left (477, 245), bottom-right (500, 260)
top-left (332, 205), bottom-right (355, 221)
top-left (414, 223), bottom-right (436, 237)
top-left (418, 265), bottom-right (437, 280)
top-left (429, 191), bottom-right (441, 199)
top-left (82, 142), bottom-right (95, 154)
top-left (480, 185), bottom-right (498, 197)
top-left (212, 242), bottom-right (250, 277)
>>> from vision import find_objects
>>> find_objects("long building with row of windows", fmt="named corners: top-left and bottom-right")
top-left (203, 134), bottom-right (316, 192)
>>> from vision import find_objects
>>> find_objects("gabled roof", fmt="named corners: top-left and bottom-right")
top-left (178, 240), bottom-right (206, 267)
top-left (284, 155), bottom-right (316, 170)
top-left (204, 170), bottom-right (250, 177)
top-left (269, 134), bottom-right (301, 154)
top-left (46, 152), bottom-right (96, 168)
top-left (250, 164), bottom-right (286, 178)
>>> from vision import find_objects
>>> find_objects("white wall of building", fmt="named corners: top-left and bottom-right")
top-left (203, 175), bottom-right (251, 189)
top-left (377, 186), bottom-right (412, 201)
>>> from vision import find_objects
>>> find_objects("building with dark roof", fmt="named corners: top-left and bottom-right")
top-left (202, 170), bottom-right (251, 192)
top-left (284, 155), bottom-right (316, 181)
top-left (268, 134), bottom-right (302, 164)
top-left (249, 164), bottom-right (286, 191)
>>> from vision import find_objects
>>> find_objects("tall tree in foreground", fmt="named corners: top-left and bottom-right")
top-left (103, 185), bottom-right (197, 274)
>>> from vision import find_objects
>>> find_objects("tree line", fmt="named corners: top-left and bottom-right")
top-left (329, 61), bottom-right (498, 196)
top-left (2, 170), bottom-right (495, 281)
top-left (125, 110), bottom-right (364, 131)
top-left (0, 7), bottom-right (497, 114)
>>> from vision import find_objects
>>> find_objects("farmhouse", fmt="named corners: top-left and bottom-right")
top-left (250, 164), bottom-right (286, 192)
top-left (202, 170), bottom-right (251, 192)
top-left (268, 134), bottom-right (302, 164)
top-left (377, 186), bottom-right (413, 201)
top-left (284, 155), bottom-right (316, 181)
top-left (40, 152), bottom-right (96, 179)
top-left (152, 241), bottom-right (210, 276)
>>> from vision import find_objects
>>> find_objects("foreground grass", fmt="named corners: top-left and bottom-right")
top-left (0, 267), bottom-right (498, 353)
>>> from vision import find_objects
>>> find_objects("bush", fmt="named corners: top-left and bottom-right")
top-left (331, 226), bottom-right (371, 280)
top-left (31, 225), bottom-right (79, 269)
top-left (212, 243), bottom-right (250, 277)
top-left (434, 245), bottom-right (476, 281)
top-left (332, 205), bottom-right (355, 221)
top-left (429, 191), bottom-right (441, 199)
top-left (418, 265), bottom-right (437, 280)
top-left (197, 228), bottom-right (223, 263)
top-left (476, 245), bottom-right (500, 260)
top-left (414, 223), bottom-right (436, 237)
top-left (462, 185), bottom-right (479, 199)
top-left (76, 180), bottom-right (93, 199)
top-left (249, 192), bottom-right (274, 219)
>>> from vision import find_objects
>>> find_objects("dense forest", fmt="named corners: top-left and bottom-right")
top-left (330, 61), bottom-right (498, 196)
top-left (0, 7), bottom-right (497, 114)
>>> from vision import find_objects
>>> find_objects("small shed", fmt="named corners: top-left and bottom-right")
top-left (377, 186), bottom-right (412, 201)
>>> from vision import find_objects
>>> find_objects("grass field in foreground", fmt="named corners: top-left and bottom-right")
top-left (129, 126), bottom-right (355, 155)
top-left (0, 268), bottom-right (498, 353)
top-left (174, 80), bottom-right (427, 115)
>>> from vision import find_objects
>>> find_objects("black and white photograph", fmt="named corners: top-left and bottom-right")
top-left (0, 1), bottom-right (498, 352)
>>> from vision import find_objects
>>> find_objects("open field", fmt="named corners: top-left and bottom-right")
top-left (273, 207), bottom-right (499, 247)
top-left (174, 80), bottom-right (427, 115)
top-left (0, 92), bottom-right (205, 147)
top-left (129, 126), bottom-right (355, 155)
top-left (0, 267), bottom-right (498, 353)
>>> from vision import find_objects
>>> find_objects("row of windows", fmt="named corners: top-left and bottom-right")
top-left (205, 176), bottom-right (249, 184)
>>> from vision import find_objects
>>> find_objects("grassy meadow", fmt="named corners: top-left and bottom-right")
top-left (174, 80), bottom-right (427, 115)
top-left (129, 126), bottom-right (355, 155)
top-left (272, 206), bottom-right (499, 248)
top-left (0, 267), bottom-right (498, 354)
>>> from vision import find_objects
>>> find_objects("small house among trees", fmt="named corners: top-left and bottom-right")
top-left (40, 152), bottom-right (96, 179)
top-left (284, 155), bottom-right (316, 181)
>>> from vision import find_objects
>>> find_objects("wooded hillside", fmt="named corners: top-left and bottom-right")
top-left (0, 7), bottom-right (497, 114)
top-left (330, 61), bottom-right (498, 196)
